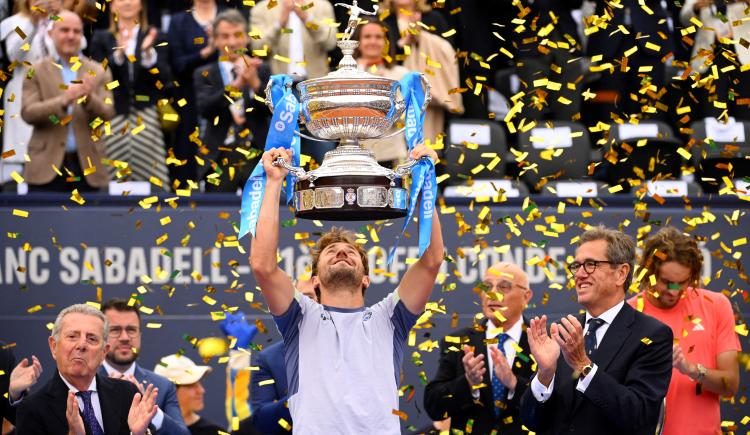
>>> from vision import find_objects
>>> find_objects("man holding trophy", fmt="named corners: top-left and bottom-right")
top-left (250, 145), bottom-right (443, 434)
top-left (246, 1), bottom-right (443, 431)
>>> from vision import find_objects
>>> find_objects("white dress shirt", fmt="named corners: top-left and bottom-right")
top-left (530, 300), bottom-right (625, 402)
top-left (59, 373), bottom-right (104, 431)
top-left (102, 361), bottom-right (164, 429)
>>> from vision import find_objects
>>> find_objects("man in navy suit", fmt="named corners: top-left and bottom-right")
top-left (100, 299), bottom-right (189, 435)
top-left (244, 279), bottom-right (317, 434)
top-left (520, 226), bottom-right (673, 435)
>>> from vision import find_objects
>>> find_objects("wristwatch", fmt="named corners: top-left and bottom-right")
top-left (692, 363), bottom-right (707, 382)
top-left (578, 363), bottom-right (594, 380)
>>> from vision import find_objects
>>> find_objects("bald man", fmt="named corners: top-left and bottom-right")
top-left (424, 262), bottom-right (535, 434)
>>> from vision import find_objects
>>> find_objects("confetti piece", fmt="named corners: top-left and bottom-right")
top-left (12, 209), bottom-right (28, 218)
top-left (106, 80), bottom-right (120, 90)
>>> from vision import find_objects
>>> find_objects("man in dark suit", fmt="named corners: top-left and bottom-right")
top-left (16, 303), bottom-right (157, 434)
top-left (586, 0), bottom-right (675, 119)
top-left (193, 9), bottom-right (271, 193)
top-left (424, 262), bottom-right (535, 434)
top-left (520, 226), bottom-right (673, 435)
top-left (100, 299), bottom-right (189, 435)
top-left (1, 342), bottom-right (43, 426)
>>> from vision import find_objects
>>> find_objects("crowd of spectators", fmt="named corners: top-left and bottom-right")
top-left (0, 0), bottom-right (747, 194)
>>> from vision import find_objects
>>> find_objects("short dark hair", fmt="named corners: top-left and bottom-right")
top-left (213, 8), bottom-right (248, 33)
top-left (101, 298), bottom-right (141, 320)
top-left (579, 225), bottom-right (636, 292)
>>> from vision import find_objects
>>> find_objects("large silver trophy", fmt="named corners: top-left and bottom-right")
top-left (266, 1), bottom-right (431, 220)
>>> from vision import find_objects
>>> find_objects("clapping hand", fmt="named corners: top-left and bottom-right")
top-left (672, 344), bottom-right (695, 377)
top-left (527, 315), bottom-right (560, 386)
top-left (128, 384), bottom-right (158, 435)
top-left (66, 391), bottom-right (86, 435)
top-left (141, 27), bottom-right (158, 52)
top-left (489, 346), bottom-right (517, 390)
top-left (9, 355), bottom-right (43, 401)
top-left (462, 345), bottom-right (486, 388)
top-left (552, 315), bottom-right (591, 375)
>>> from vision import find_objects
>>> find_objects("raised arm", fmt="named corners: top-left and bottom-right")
top-left (397, 145), bottom-right (444, 314)
top-left (249, 148), bottom-right (295, 316)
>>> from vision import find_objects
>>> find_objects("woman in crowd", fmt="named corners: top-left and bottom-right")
top-left (352, 18), bottom-right (410, 167)
top-left (167, 0), bottom-right (222, 186)
top-left (155, 354), bottom-right (225, 435)
top-left (380, 0), bottom-right (451, 59)
top-left (90, 0), bottom-right (171, 189)
top-left (0, 0), bottom-right (62, 187)
top-left (380, 0), bottom-right (463, 145)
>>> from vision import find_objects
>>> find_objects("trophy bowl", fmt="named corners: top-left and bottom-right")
top-left (265, 32), bottom-right (430, 221)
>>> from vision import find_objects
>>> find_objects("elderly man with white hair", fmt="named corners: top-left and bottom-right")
top-left (16, 303), bottom-right (158, 434)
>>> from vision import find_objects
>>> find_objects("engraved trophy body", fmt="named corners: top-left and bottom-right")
top-left (265, 1), bottom-right (431, 220)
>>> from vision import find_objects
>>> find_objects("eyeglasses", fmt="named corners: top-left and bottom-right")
top-left (568, 260), bottom-right (621, 275)
top-left (480, 281), bottom-right (527, 293)
top-left (108, 326), bottom-right (140, 338)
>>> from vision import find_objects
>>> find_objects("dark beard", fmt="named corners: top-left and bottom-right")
top-left (321, 265), bottom-right (362, 293)
top-left (106, 350), bottom-right (138, 367)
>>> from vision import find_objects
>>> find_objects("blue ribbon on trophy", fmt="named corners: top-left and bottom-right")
top-left (388, 72), bottom-right (437, 264)
top-left (239, 75), bottom-right (300, 239)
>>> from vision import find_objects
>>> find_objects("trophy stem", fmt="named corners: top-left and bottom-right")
top-left (338, 138), bottom-right (361, 149)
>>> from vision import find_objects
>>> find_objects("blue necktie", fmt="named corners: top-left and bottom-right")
top-left (76, 390), bottom-right (104, 435)
top-left (585, 318), bottom-right (606, 356)
top-left (491, 333), bottom-right (510, 417)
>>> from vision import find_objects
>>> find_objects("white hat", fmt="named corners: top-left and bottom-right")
top-left (154, 354), bottom-right (212, 385)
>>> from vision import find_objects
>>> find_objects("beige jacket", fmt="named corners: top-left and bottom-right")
top-left (359, 64), bottom-right (410, 163)
top-left (681, 0), bottom-right (750, 73)
top-left (21, 56), bottom-right (115, 187)
top-left (250, 0), bottom-right (338, 79)
top-left (402, 30), bottom-right (464, 143)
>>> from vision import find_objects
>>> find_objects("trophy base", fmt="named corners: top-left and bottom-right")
top-left (294, 175), bottom-right (408, 221)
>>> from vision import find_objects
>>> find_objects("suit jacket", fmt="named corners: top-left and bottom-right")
top-left (89, 27), bottom-right (172, 115)
top-left (248, 341), bottom-right (291, 435)
top-left (587, 0), bottom-right (674, 59)
top-left (192, 61), bottom-right (271, 179)
top-left (0, 342), bottom-right (16, 425)
top-left (680, 0), bottom-right (750, 72)
top-left (97, 364), bottom-right (189, 435)
top-left (424, 321), bottom-right (535, 435)
top-left (250, 0), bottom-right (337, 79)
top-left (16, 371), bottom-right (139, 434)
top-left (21, 56), bottom-right (115, 187)
top-left (520, 303), bottom-right (673, 435)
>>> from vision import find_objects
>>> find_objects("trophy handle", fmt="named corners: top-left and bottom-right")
top-left (394, 156), bottom-right (433, 177)
top-left (272, 157), bottom-right (309, 180)
top-left (264, 79), bottom-right (306, 125)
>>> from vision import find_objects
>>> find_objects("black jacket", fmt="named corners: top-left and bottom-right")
top-left (90, 27), bottom-right (172, 116)
top-left (192, 61), bottom-right (271, 178)
top-left (16, 371), bottom-right (140, 434)
top-left (424, 321), bottom-right (536, 435)
top-left (520, 303), bottom-right (673, 435)
top-left (0, 342), bottom-right (17, 425)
